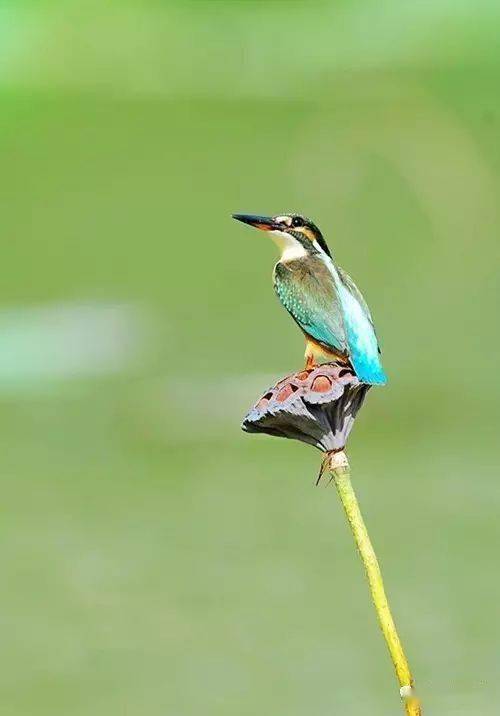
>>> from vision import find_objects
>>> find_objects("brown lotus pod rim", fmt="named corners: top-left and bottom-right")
top-left (242, 363), bottom-right (369, 453)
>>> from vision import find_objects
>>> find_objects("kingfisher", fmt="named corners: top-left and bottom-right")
top-left (232, 212), bottom-right (387, 385)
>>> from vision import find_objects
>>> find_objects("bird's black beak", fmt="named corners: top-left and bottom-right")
top-left (232, 213), bottom-right (277, 231)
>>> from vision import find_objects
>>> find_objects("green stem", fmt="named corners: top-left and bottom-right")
top-left (324, 451), bottom-right (422, 716)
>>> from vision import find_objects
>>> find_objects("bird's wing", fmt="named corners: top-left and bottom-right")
top-left (274, 259), bottom-right (348, 354)
top-left (333, 264), bottom-right (387, 384)
top-left (336, 266), bottom-right (382, 353)
top-left (336, 266), bottom-right (374, 325)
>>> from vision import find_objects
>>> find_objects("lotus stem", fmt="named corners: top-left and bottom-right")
top-left (324, 451), bottom-right (422, 716)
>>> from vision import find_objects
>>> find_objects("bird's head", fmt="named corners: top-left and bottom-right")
top-left (232, 212), bottom-right (331, 261)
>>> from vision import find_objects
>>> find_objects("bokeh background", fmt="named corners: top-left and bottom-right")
top-left (1, 1), bottom-right (500, 714)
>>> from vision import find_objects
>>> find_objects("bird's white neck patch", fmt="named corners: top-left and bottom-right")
top-left (270, 230), bottom-right (307, 262)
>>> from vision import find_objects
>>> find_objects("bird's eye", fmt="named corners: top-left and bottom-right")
top-left (291, 216), bottom-right (302, 228)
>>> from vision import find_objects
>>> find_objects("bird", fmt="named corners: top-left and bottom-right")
top-left (232, 212), bottom-right (387, 385)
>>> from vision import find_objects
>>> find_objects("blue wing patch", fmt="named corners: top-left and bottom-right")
top-left (337, 282), bottom-right (387, 385)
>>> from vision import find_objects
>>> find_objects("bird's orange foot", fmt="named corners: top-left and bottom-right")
top-left (305, 355), bottom-right (317, 371)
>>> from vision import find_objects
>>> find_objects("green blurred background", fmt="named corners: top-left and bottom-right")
top-left (1, 1), bottom-right (499, 714)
